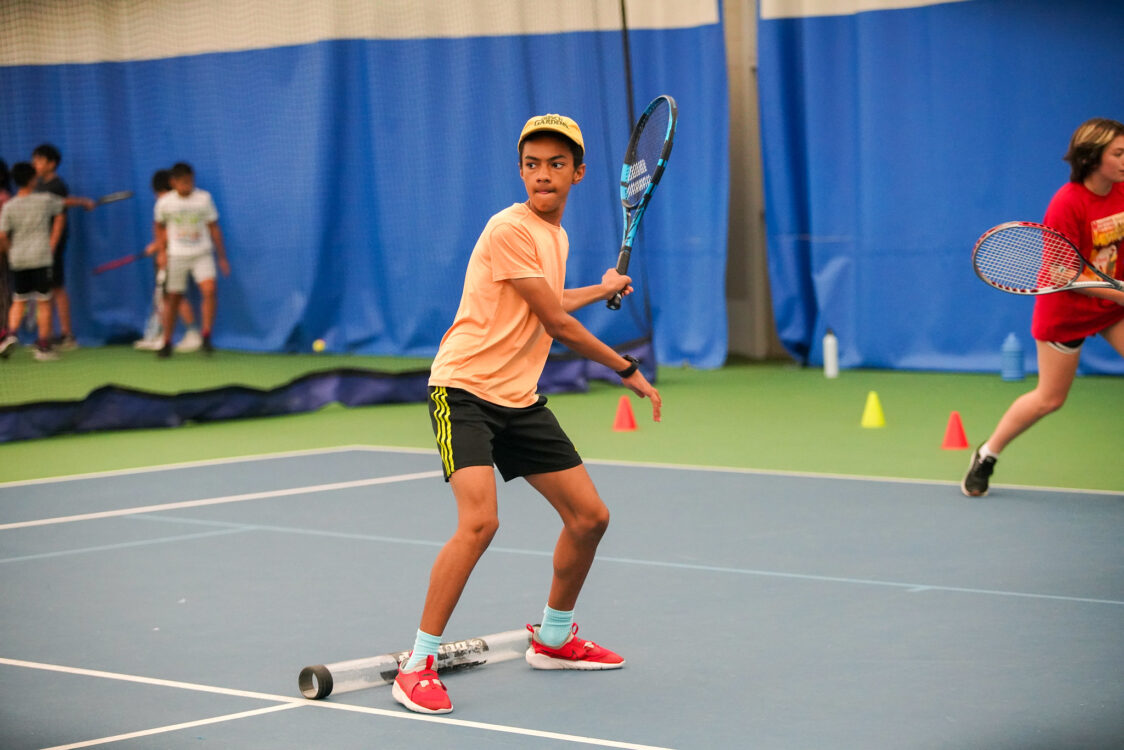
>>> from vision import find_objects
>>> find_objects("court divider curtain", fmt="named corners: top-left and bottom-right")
top-left (758, 0), bottom-right (1124, 375)
top-left (0, 1), bottom-right (728, 368)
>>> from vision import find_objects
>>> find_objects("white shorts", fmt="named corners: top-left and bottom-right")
top-left (166, 251), bottom-right (215, 294)
top-left (1040, 337), bottom-right (1085, 355)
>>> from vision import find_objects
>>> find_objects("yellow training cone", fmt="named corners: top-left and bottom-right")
top-left (861, 390), bottom-right (885, 428)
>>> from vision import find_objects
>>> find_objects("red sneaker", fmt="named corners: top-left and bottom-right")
top-left (392, 654), bottom-right (453, 714)
top-left (524, 623), bottom-right (625, 670)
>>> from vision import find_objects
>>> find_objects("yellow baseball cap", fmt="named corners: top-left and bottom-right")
top-left (518, 114), bottom-right (584, 156)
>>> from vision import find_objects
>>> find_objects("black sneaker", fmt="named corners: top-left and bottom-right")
top-left (962, 445), bottom-right (997, 497)
top-left (157, 342), bottom-right (173, 359)
top-left (202, 334), bottom-right (214, 354)
top-left (33, 344), bottom-right (59, 361)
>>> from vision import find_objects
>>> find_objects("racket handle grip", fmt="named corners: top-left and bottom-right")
top-left (607, 247), bottom-right (631, 311)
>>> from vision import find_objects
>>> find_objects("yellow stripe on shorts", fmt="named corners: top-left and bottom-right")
top-left (431, 386), bottom-right (454, 476)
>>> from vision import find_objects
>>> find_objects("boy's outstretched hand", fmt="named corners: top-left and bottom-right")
top-left (621, 370), bottom-right (661, 422)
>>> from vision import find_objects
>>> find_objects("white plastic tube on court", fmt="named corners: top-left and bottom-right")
top-left (298, 628), bottom-right (531, 699)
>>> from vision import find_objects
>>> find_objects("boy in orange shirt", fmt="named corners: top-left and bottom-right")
top-left (393, 114), bottom-right (661, 714)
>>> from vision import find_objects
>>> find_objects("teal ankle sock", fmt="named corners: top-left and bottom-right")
top-left (538, 606), bottom-right (574, 648)
top-left (402, 629), bottom-right (442, 672)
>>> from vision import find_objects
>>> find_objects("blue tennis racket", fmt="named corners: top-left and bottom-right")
top-left (607, 95), bottom-right (678, 310)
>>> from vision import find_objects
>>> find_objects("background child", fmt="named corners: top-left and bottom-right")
top-left (0, 162), bottom-right (67, 360)
top-left (31, 143), bottom-right (86, 350)
top-left (153, 162), bottom-right (229, 357)
top-left (134, 168), bottom-right (201, 351)
top-left (0, 159), bottom-right (11, 357)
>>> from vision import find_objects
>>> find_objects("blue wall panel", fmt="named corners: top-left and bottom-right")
top-left (759, 0), bottom-right (1124, 374)
top-left (0, 22), bottom-right (728, 367)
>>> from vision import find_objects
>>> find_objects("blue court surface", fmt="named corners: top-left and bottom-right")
top-left (1, 447), bottom-right (1121, 749)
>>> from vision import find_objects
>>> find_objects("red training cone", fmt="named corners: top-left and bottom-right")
top-left (613, 395), bottom-right (638, 432)
top-left (941, 411), bottom-right (969, 450)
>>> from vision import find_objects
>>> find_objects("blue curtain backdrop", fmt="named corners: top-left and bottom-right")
top-left (0, 7), bottom-right (728, 368)
top-left (759, 0), bottom-right (1124, 375)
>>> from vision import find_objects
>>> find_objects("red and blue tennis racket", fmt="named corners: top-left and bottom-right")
top-left (607, 95), bottom-right (678, 310)
top-left (92, 250), bottom-right (145, 275)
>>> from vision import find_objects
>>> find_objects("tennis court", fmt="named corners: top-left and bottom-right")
top-left (3, 2), bottom-right (1124, 748)
top-left (3, 446), bottom-right (1121, 749)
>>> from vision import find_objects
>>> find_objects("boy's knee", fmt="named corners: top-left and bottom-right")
top-left (460, 515), bottom-right (499, 548)
top-left (570, 505), bottom-right (609, 542)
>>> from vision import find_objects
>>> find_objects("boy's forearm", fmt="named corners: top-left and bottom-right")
top-left (549, 315), bottom-right (633, 373)
top-left (509, 275), bottom-right (632, 372)
top-left (561, 284), bottom-right (608, 312)
top-left (49, 216), bottom-right (64, 252)
top-left (562, 268), bottom-right (630, 312)
top-left (210, 223), bottom-right (226, 259)
top-left (62, 196), bottom-right (94, 210)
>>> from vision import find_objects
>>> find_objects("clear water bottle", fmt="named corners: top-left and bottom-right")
top-left (1001, 332), bottom-right (1024, 381)
top-left (823, 328), bottom-right (839, 379)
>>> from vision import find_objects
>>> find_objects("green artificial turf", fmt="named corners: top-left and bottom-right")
top-left (2, 357), bottom-right (1120, 493)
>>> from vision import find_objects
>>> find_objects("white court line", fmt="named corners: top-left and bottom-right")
top-left (0, 444), bottom-right (425, 488)
top-left (42, 704), bottom-right (304, 750)
top-left (310, 699), bottom-right (679, 749)
top-left (0, 527), bottom-right (249, 564)
top-left (3, 443), bottom-right (1118, 496)
top-left (5, 460), bottom-right (1118, 604)
top-left (0, 657), bottom-right (307, 701)
top-left (128, 514), bottom-right (1124, 607)
top-left (590, 553), bottom-right (1124, 607)
top-left (0, 470), bottom-right (442, 531)
top-left (585, 457), bottom-right (1124, 497)
top-left (0, 657), bottom-right (676, 750)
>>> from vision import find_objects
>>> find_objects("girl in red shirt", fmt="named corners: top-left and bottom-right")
top-left (963, 118), bottom-right (1124, 496)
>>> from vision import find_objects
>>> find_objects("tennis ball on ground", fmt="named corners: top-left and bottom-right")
top-left (312, 339), bottom-right (326, 352)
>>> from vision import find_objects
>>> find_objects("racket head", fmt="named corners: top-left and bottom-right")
top-left (620, 95), bottom-right (677, 211)
top-left (97, 190), bottom-right (134, 205)
top-left (972, 221), bottom-right (1085, 295)
top-left (92, 252), bottom-right (142, 275)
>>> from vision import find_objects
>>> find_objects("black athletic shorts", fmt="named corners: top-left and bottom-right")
top-left (428, 386), bottom-right (582, 482)
top-left (51, 241), bottom-right (66, 288)
top-left (11, 266), bottom-right (54, 301)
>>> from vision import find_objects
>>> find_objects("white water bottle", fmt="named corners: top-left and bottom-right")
top-left (823, 328), bottom-right (839, 379)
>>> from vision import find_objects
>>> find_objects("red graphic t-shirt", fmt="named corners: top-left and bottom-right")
top-left (1031, 181), bottom-right (1124, 341)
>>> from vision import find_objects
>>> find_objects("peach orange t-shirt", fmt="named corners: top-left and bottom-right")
top-left (429, 202), bottom-right (568, 407)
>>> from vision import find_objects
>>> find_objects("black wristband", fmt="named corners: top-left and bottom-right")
top-left (616, 354), bottom-right (640, 378)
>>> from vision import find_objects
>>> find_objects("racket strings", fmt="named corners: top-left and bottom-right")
top-left (623, 103), bottom-right (671, 207)
top-left (975, 226), bottom-right (1082, 293)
